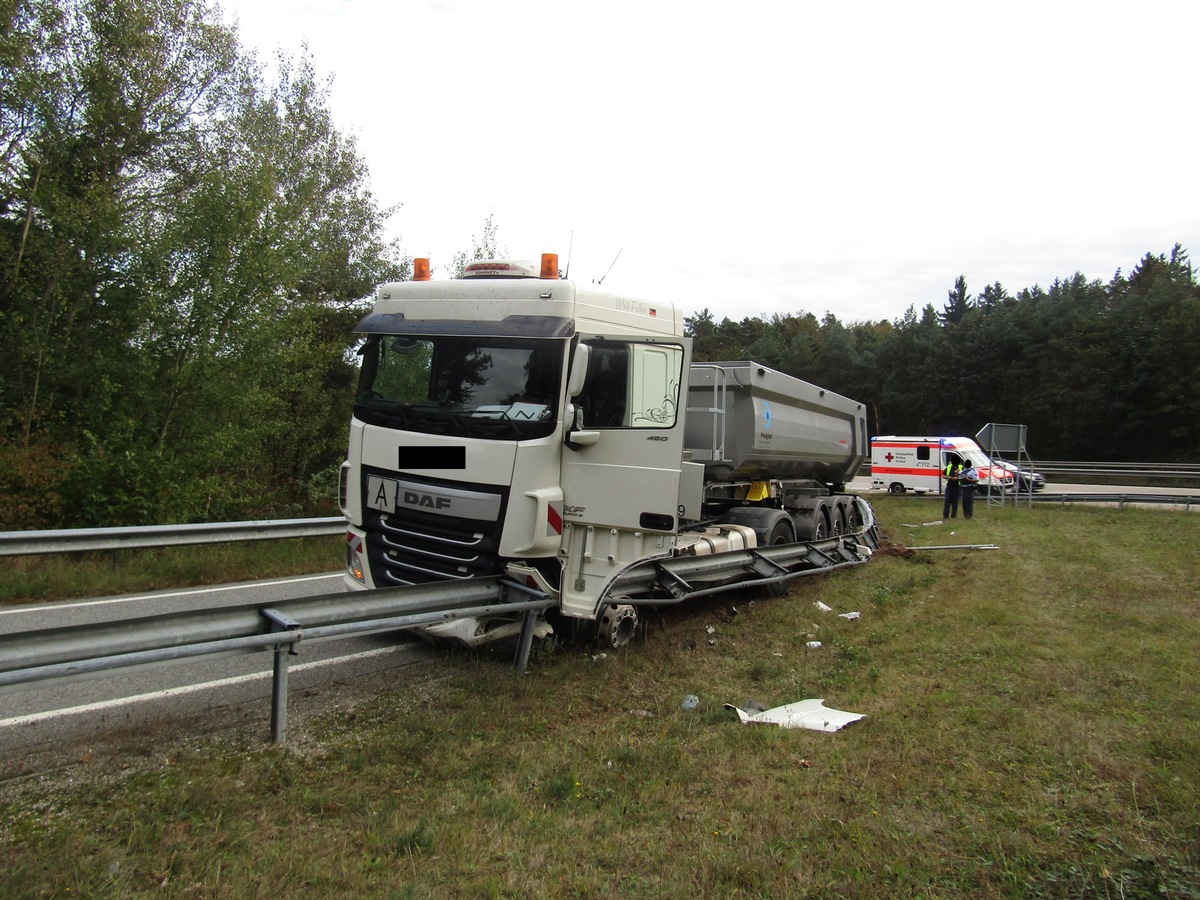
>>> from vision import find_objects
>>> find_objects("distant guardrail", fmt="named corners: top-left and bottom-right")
top-left (1028, 492), bottom-right (1200, 510)
top-left (1031, 461), bottom-right (1200, 479)
top-left (0, 517), bottom-right (346, 558)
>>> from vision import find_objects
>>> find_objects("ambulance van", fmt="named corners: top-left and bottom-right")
top-left (869, 435), bottom-right (1015, 494)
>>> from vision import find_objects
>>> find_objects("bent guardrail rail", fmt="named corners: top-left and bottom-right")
top-left (0, 577), bottom-right (552, 743)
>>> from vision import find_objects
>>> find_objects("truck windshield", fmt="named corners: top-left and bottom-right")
top-left (354, 335), bottom-right (563, 440)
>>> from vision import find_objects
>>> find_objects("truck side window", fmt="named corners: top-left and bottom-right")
top-left (577, 340), bottom-right (682, 428)
top-left (578, 343), bottom-right (628, 427)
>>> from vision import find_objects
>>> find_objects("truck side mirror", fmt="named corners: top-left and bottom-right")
top-left (566, 343), bottom-right (591, 398)
top-left (563, 401), bottom-right (601, 450)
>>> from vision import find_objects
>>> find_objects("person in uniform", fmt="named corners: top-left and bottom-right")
top-left (959, 463), bottom-right (980, 519)
top-left (943, 456), bottom-right (963, 519)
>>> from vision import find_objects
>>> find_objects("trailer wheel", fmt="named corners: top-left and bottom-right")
top-left (810, 513), bottom-right (829, 541)
top-left (888, 482), bottom-right (906, 494)
top-left (794, 509), bottom-right (827, 541)
top-left (846, 500), bottom-right (865, 533)
top-left (763, 519), bottom-right (796, 598)
top-left (829, 504), bottom-right (846, 537)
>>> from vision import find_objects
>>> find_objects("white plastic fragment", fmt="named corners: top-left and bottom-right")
top-left (724, 699), bottom-right (867, 732)
top-left (838, 611), bottom-right (861, 620)
top-left (813, 601), bottom-right (833, 613)
top-left (806, 641), bottom-right (822, 648)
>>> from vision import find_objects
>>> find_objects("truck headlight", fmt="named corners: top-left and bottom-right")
top-left (346, 532), bottom-right (366, 583)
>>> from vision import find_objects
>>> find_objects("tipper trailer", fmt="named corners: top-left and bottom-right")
top-left (340, 254), bottom-right (877, 648)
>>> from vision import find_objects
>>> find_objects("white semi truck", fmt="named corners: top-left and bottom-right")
top-left (339, 254), bottom-right (877, 648)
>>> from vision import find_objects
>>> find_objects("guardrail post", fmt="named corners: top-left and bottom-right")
top-left (262, 608), bottom-right (302, 744)
top-left (513, 609), bottom-right (539, 673)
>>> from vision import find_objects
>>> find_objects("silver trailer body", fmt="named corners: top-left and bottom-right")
top-left (685, 361), bottom-right (867, 489)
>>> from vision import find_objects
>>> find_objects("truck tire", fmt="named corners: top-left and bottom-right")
top-left (794, 508), bottom-right (828, 541)
top-left (829, 503), bottom-right (846, 537)
top-left (763, 518), bottom-right (796, 598)
top-left (719, 507), bottom-right (791, 547)
top-left (847, 499), bottom-right (865, 532)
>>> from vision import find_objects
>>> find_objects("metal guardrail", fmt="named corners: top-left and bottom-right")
top-left (0, 517), bottom-right (347, 558)
top-left (1029, 492), bottom-right (1200, 510)
top-left (1031, 461), bottom-right (1200, 479)
top-left (0, 577), bottom-right (552, 744)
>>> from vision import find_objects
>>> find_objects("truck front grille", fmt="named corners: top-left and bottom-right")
top-left (361, 471), bottom-right (507, 586)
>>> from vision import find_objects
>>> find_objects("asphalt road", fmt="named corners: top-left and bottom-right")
top-left (0, 573), bottom-right (433, 761)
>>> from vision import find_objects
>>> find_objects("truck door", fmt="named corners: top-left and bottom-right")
top-left (558, 337), bottom-right (690, 616)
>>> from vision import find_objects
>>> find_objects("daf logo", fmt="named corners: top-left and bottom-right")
top-left (402, 491), bottom-right (451, 510)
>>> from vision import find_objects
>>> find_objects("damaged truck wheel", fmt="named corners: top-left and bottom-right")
top-left (597, 603), bottom-right (639, 649)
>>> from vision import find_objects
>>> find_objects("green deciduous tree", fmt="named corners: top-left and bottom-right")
top-left (0, 0), bottom-right (404, 527)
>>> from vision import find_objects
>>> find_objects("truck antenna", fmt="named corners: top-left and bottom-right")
top-left (564, 231), bottom-right (574, 280)
top-left (596, 247), bottom-right (623, 285)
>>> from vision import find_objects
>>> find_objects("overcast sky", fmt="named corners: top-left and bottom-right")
top-left (219, 0), bottom-right (1199, 325)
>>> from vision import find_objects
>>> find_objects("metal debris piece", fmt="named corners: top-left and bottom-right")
top-left (909, 543), bottom-right (1000, 551)
top-left (724, 699), bottom-right (866, 732)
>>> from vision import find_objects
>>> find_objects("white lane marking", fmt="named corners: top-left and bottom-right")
top-left (0, 644), bottom-right (423, 729)
top-left (0, 573), bottom-right (345, 617)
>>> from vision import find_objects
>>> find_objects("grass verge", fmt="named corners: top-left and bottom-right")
top-left (0, 536), bottom-right (344, 607)
top-left (2, 498), bottom-right (1198, 897)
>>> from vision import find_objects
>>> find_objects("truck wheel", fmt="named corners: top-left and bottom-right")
top-left (829, 504), bottom-right (846, 537)
top-left (846, 501), bottom-right (864, 533)
top-left (888, 482), bottom-right (906, 494)
top-left (793, 509), bottom-right (827, 541)
top-left (810, 514), bottom-right (829, 541)
top-left (763, 519), bottom-right (796, 598)
top-left (597, 603), bottom-right (638, 650)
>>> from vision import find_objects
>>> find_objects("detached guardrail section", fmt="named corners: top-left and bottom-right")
top-left (0, 577), bottom-right (552, 744)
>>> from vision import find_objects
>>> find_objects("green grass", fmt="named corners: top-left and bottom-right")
top-left (0, 536), bottom-right (344, 607)
top-left (2, 498), bottom-right (1199, 898)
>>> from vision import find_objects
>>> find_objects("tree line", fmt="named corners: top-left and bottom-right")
top-left (3, 1), bottom-right (1197, 530)
top-left (1, 0), bottom-right (406, 529)
top-left (686, 245), bottom-right (1199, 465)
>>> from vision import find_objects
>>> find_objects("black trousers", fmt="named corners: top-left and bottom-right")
top-left (943, 483), bottom-right (959, 518)
top-left (961, 485), bottom-right (976, 518)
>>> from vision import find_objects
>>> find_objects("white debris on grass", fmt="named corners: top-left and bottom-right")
top-left (724, 699), bottom-right (867, 733)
